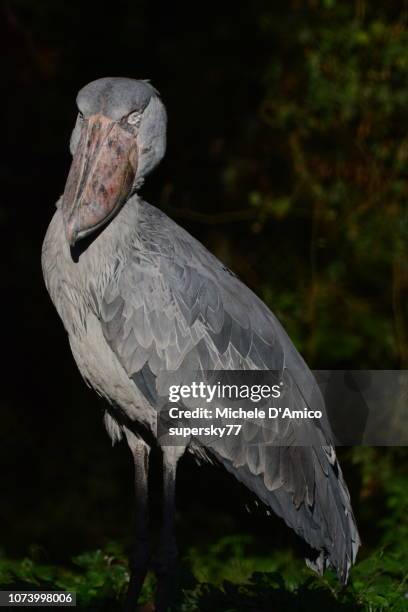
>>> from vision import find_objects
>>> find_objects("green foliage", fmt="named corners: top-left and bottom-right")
top-left (0, 538), bottom-right (405, 611)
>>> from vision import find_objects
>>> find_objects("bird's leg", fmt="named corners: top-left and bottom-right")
top-left (154, 446), bottom-right (182, 612)
top-left (123, 428), bottom-right (151, 612)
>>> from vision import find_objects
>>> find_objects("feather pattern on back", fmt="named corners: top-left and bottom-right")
top-left (95, 198), bottom-right (360, 582)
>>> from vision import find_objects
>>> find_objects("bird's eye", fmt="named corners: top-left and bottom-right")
top-left (127, 111), bottom-right (141, 126)
top-left (78, 111), bottom-right (84, 120)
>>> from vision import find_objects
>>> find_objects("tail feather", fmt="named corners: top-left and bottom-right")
top-left (210, 444), bottom-right (360, 583)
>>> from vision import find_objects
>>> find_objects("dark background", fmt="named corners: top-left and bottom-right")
top-left (1, 1), bottom-right (407, 609)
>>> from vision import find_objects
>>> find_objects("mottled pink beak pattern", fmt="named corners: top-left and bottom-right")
top-left (62, 114), bottom-right (137, 245)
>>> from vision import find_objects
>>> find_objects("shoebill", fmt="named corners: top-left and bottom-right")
top-left (42, 77), bottom-right (360, 611)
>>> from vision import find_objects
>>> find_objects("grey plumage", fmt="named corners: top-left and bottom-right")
top-left (42, 78), bottom-right (360, 606)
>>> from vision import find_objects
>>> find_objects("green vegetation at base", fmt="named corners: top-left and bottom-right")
top-left (0, 535), bottom-right (405, 611)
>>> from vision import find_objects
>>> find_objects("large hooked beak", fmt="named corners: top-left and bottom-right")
top-left (62, 114), bottom-right (138, 246)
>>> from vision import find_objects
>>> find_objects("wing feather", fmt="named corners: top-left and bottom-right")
top-left (99, 200), bottom-right (360, 582)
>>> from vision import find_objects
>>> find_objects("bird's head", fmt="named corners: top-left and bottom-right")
top-left (61, 77), bottom-right (167, 246)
